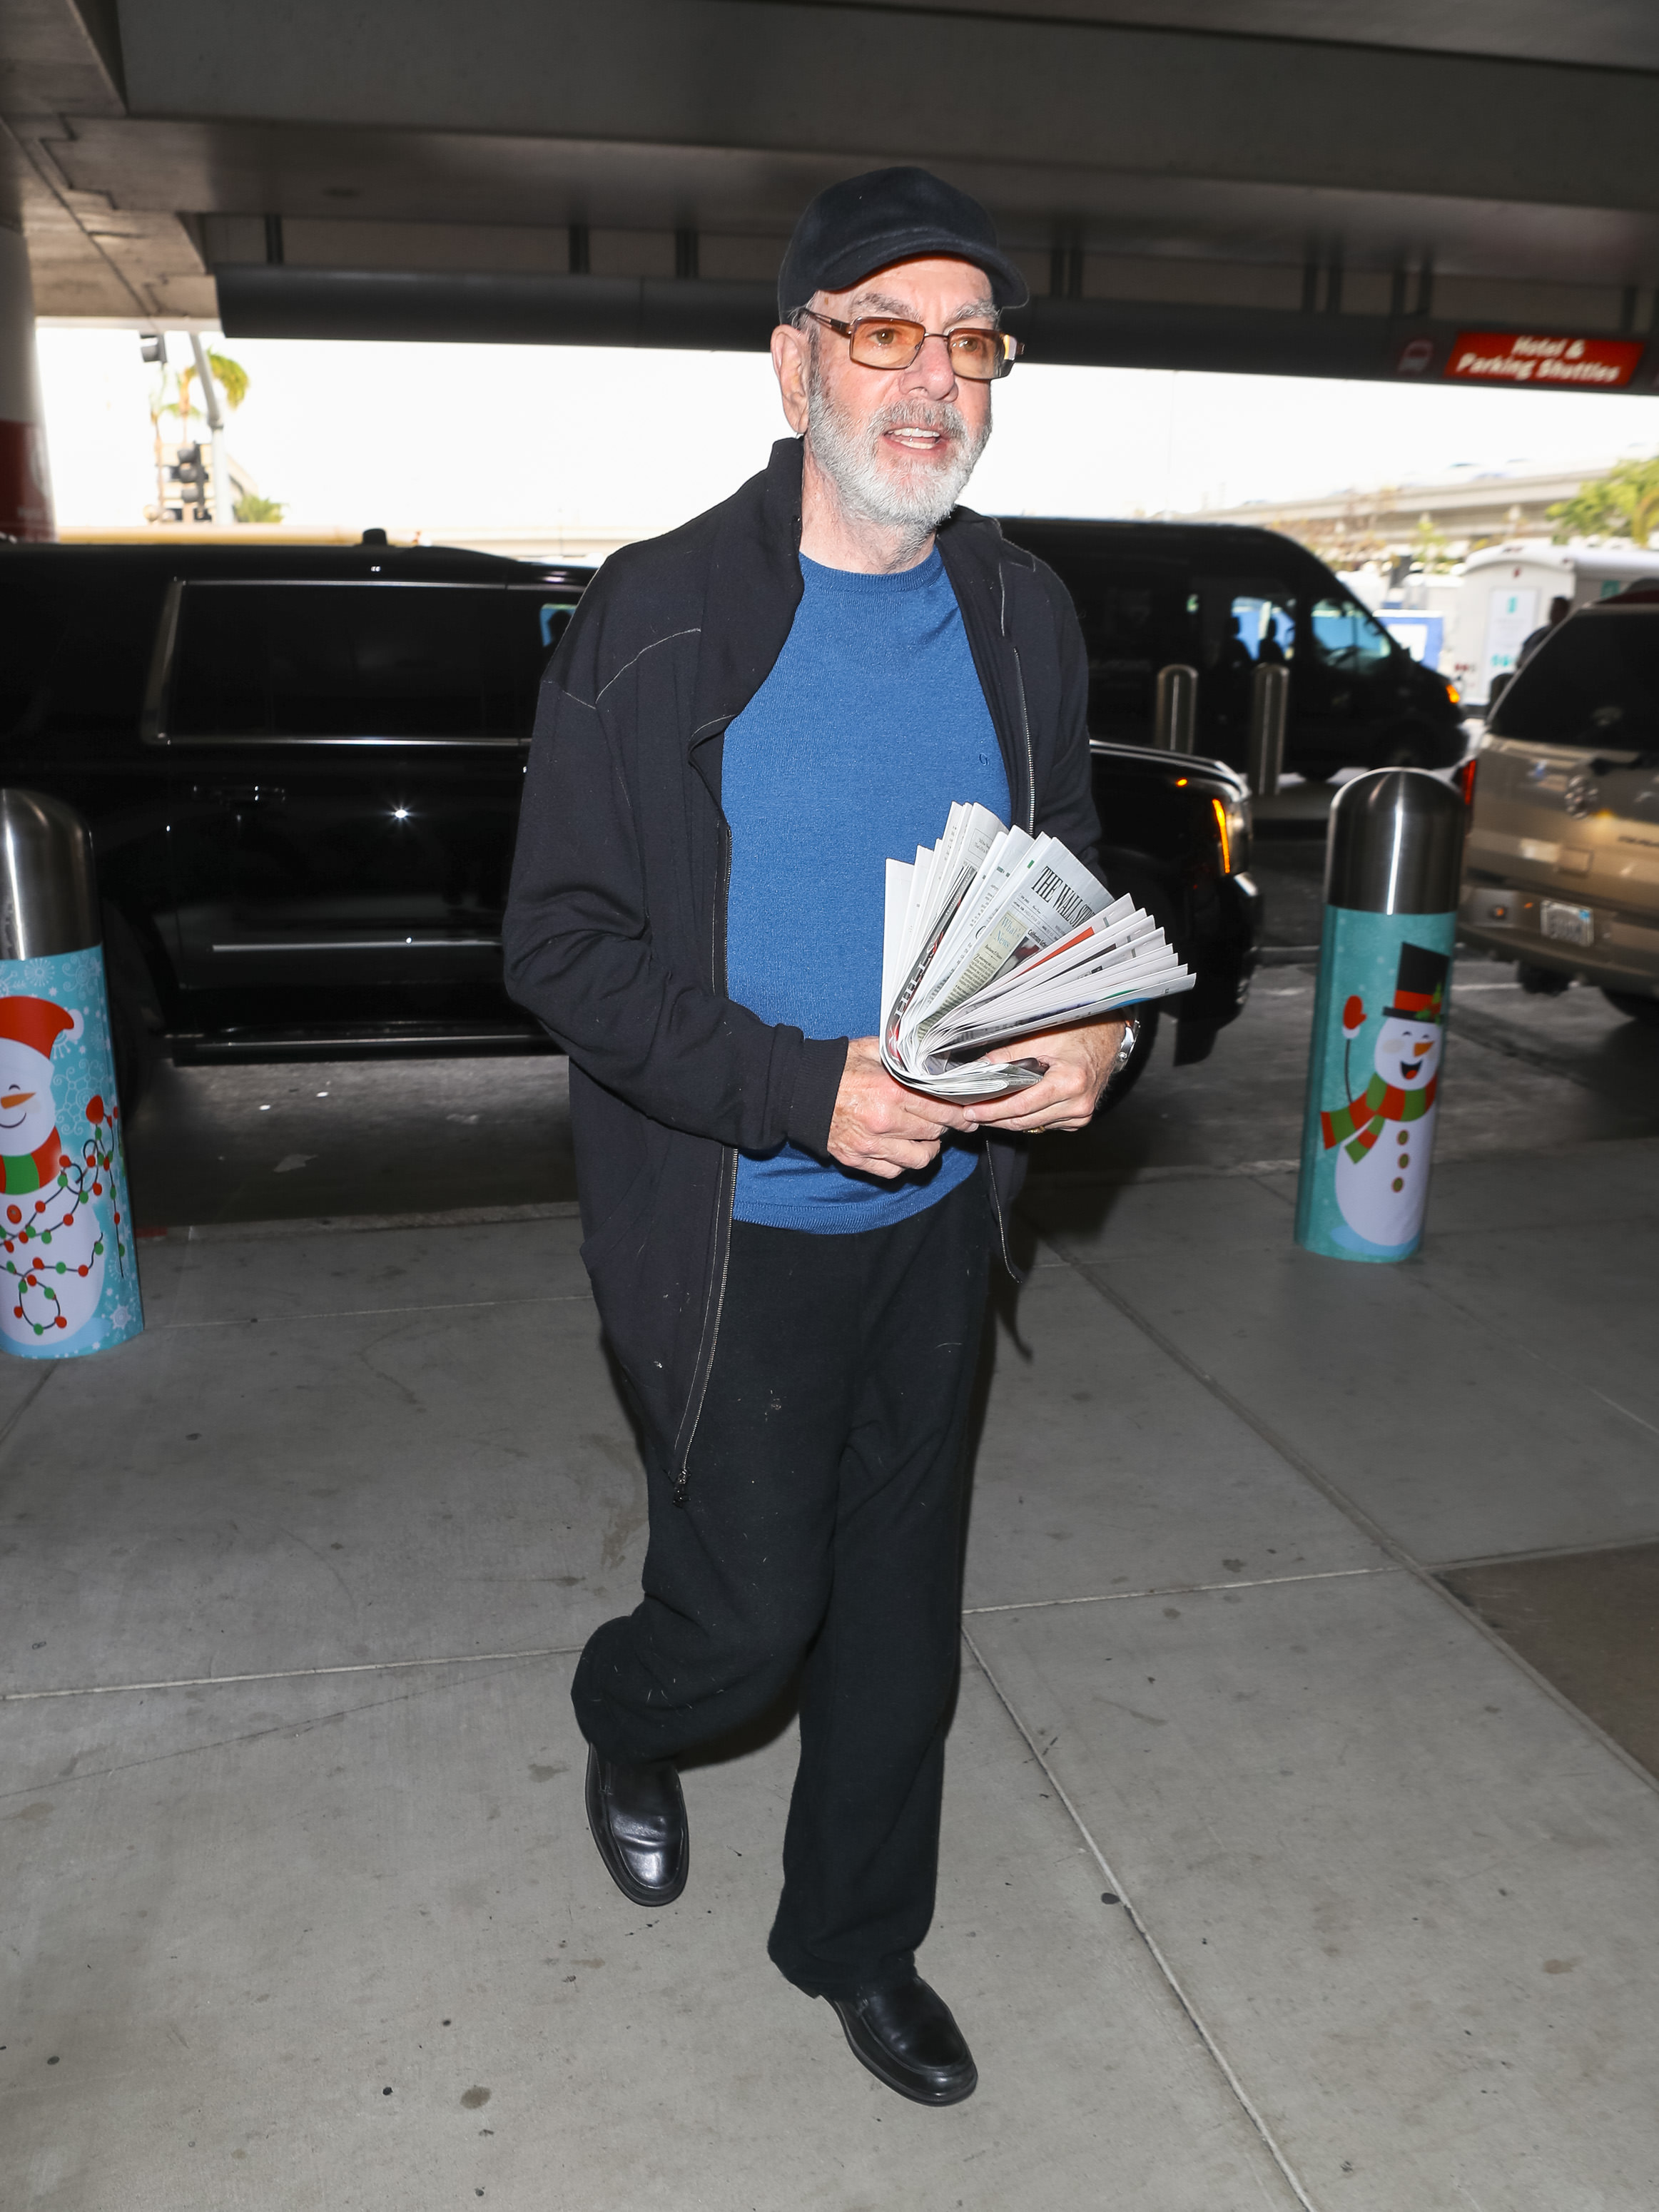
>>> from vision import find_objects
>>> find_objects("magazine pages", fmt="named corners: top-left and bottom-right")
top-left (879, 803), bottom-right (1197, 1102)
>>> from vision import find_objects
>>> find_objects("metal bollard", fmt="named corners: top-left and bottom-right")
top-left (1247, 661), bottom-right (1289, 797)
top-left (0, 791), bottom-right (142, 1355)
top-left (1294, 770), bottom-right (1465, 1263)
top-left (1153, 664), bottom-right (1197, 753)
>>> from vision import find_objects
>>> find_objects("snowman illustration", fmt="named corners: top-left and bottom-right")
top-left (1319, 943), bottom-right (1447, 1254)
top-left (0, 994), bottom-right (122, 1346)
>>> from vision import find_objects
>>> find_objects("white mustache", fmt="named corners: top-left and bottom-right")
top-left (868, 399), bottom-right (968, 447)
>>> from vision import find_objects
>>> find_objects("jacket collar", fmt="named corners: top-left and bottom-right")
top-left (936, 507), bottom-right (1034, 831)
top-left (689, 438), bottom-right (806, 770)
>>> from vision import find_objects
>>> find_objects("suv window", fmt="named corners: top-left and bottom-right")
top-left (0, 586), bottom-right (48, 739)
top-left (0, 568), bottom-right (168, 743)
top-left (504, 589), bottom-right (579, 729)
top-left (1491, 609), bottom-right (1659, 745)
top-left (171, 582), bottom-right (522, 740)
top-left (1051, 557), bottom-right (1194, 732)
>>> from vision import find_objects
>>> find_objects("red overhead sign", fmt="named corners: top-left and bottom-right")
top-left (1447, 332), bottom-right (1645, 389)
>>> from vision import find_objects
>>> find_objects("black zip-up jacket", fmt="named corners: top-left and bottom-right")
top-left (504, 437), bottom-right (1099, 1491)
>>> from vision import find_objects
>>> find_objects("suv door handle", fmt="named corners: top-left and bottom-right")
top-left (196, 784), bottom-right (286, 806)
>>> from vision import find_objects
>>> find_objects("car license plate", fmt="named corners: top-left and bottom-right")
top-left (1540, 899), bottom-right (1594, 947)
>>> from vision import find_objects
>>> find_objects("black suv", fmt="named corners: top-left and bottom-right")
top-left (0, 542), bottom-right (1257, 1105)
top-left (999, 518), bottom-right (1466, 779)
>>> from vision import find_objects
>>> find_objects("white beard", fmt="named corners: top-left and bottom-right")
top-left (804, 349), bottom-right (990, 560)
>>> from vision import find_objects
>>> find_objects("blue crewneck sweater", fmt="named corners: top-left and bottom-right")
top-left (723, 548), bottom-right (1010, 1232)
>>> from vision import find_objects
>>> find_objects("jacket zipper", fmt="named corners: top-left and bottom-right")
top-left (1000, 562), bottom-right (1037, 833)
top-left (671, 811), bottom-right (736, 1503)
top-left (679, 538), bottom-right (1030, 1477)
top-left (984, 552), bottom-right (1033, 1277)
top-left (983, 1145), bottom-right (1016, 1277)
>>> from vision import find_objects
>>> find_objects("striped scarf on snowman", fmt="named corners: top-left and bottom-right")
top-left (1320, 1074), bottom-right (1437, 1163)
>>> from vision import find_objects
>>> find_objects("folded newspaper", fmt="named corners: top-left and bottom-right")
top-left (880, 802), bottom-right (1197, 1102)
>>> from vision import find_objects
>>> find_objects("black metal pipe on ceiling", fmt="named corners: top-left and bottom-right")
top-left (214, 264), bottom-right (1656, 391)
top-left (215, 264), bottom-right (780, 350)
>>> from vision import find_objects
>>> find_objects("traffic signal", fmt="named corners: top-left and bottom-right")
top-left (168, 442), bottom-right (210, 519)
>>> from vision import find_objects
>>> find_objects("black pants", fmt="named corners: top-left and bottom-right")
top-left (572, 1169), bottom-right (993, 1998)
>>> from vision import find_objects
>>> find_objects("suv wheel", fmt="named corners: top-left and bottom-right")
top-left (1603, 988), bottom-right (1659, 1029)
top-left (108, 985), bottom-right (156, 1117)
top-left (1517, 962), bottom-right (1571, 997)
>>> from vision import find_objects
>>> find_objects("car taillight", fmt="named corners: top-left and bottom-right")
top-left (1454, 757), bottom-right (1478, 807)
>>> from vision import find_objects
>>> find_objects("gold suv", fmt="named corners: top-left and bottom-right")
top-left (1460, 594), bottom-right (1659, 1025)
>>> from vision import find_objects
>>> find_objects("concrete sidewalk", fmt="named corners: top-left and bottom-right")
top-left (6, 1133), bottom-right (1659, 2208)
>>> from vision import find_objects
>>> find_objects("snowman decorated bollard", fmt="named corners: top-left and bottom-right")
top-left (0, 791), bottom-right (141, 1356)
top-left (1294, 769), bottom-right (1466, 1263)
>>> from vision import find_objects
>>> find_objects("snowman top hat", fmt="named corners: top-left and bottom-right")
top-left (0, 996), bottom-right (78, 1058)
top-left (1384, 942), bottom-right (1448, 1025)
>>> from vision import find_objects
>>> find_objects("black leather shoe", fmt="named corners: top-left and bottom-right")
top-left (826, 1974), bottom-right (978, 2105)
top-left (583, 1743), bottom-right (689, 1906)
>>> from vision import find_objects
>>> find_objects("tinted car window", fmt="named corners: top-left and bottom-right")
top-left (501, 589), bottom-right (580, 730)
top-left (172, 583), bottom-right (512, 739)
top-left (0, 564), bottom-right (168, 743)
top-left (0, 584), bottom-right (49, 739)
top-left (1045, 557), bottom-right (1193, 734)
top-left (1490, 610), bottom-right (1659, 745)
top-left (1307, 597), bottom-right (1394, 671)
top-left (1192, 576), bottom-right (1297, 674)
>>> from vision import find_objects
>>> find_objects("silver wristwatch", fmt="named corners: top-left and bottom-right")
top-left (1109, 1016), bottom-right (1142, 1081)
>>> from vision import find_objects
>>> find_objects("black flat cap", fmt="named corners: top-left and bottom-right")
top-left (778, 166), bottom-right (1029, 323)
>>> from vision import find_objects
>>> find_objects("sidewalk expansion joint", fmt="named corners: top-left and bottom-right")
top-left (1043, 1234), bottom-right (1659, 1805)
top-left (963, 1622), bottom-right (1323, 2212)
top-left (964, 1564), bottom-right (1398, 1615)
top-left (154, 1292), bottom-right (593, 1331)
top-left (163, 1199), bottom-right (584, 1244)
top-left (1432, 1528), bottom-right (1659, 1574)
top-left (1, 1646), bottom-right (584, 1703)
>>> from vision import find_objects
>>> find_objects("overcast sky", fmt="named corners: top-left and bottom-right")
top-left (38, 325), bottom-right (1659, 539)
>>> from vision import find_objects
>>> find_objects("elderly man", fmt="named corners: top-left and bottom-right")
top-left (504, 166), bottom-right (1130, 2104)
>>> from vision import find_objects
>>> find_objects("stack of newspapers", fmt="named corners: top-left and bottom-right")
top-left (880, 802), bottom-right (1196, 1102)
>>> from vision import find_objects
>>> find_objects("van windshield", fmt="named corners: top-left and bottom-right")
top-left (1491, 610), bottom-right (1659, 746)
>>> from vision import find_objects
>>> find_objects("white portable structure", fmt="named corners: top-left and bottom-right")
top-left (1450, 539), bottom-right (1659, 706)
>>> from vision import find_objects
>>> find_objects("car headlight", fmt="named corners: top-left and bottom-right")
top-left (1210, 793), bottom-right (1250, 874)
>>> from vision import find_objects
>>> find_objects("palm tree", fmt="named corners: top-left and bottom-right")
top-left (1548, 456), bottom-right (1659, 549)
top-left (174, 349), bottom-right (250, 432)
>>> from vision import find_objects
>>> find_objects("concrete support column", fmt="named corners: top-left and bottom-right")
top-left (0, 227), bottom-right (56, 542)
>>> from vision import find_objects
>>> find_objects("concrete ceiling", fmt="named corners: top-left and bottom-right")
top-left (9, 0), bottom-right (1659, 383)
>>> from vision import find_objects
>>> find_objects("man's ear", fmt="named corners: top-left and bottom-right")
top-left (771, 323), bottom-right (811, 436)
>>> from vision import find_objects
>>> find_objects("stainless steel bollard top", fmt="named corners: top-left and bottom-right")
top-left (1247, 661), bottom-right (1289, 799)
top-left (0, 790), bottom-right (101, 960)
top-left (1324, 768), bottom-right (1464, 915)
top-left (1154, 664), bottom-right (1197, 754)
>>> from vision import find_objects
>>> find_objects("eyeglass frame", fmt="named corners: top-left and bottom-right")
top-left (798, 308), bottom-right (1023, 381)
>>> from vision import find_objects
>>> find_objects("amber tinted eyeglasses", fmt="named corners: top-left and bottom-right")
top-left (801, 310), bottom-right (1022, 381)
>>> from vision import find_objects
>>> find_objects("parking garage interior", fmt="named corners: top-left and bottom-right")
top-left (6, 6), bottom-right (1659, 2207)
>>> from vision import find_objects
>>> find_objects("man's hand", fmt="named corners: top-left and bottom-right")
top-left (963, 1019), bottom-right (1127, 1135)
top-left (828, 1038), bottom-right (979, 1179)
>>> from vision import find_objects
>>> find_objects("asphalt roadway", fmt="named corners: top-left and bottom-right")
top-left (6, 858), bottom-right (1659, 2210)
